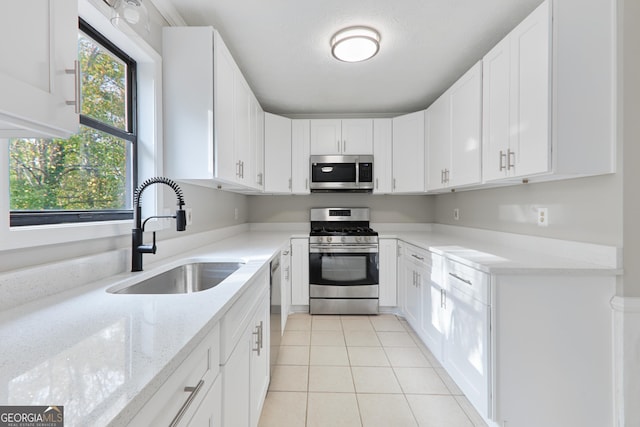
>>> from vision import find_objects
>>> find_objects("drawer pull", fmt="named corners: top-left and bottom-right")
top-left (411, 254), bottom-right (425, 261)
top-left (449, 272), bottom-right (473, 286)
top-left (170, 379), bottom-right (205, 427)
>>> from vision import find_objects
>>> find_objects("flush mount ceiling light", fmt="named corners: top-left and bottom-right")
top-left (108, 0), bottom-right (150, 36)
top-left (331, 26), bottom-right (380, 63)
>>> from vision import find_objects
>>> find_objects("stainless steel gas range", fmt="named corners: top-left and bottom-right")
top-left (308, 208), bottom-right (379, 315)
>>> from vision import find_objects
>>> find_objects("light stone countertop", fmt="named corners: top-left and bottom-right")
top-left (0, 231), bottom-right (292, 427)
top-left (0, 226), bottom-right (621, 427)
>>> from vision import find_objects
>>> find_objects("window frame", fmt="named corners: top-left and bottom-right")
top-left (9, 18), bottom-right (138, 227)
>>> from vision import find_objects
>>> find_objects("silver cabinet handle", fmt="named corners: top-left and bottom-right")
top-left (411, 254), bottom-right (425, 261)
top-left (259, 320), bottom-right (264, 350)
top-left (65, 60), bottom-right (81, 114)
top-left (393, 178), bottom-right (397, 190)
top-left (288, 177), bottom-right (292, 190)
top-left (375, 178), bottom-right (379, 189)
top-left (257, 172), bottom-right (263, 185)
top-left (441, 289), bottom-right (447, 309)
top-left (337, 140), bottom-right (340, 152)
top-left (441, 169), bottom-right (445, 184)
top-left (445, 169), bottom-right (450, 183)
top-left (305, 178), bottom-right (308, 190)
top-left (449, 272), bottom-right (473, 286)
top-left (236, 161), bottom-right (241, 178)
top-left (343, 140), bottom-right (346, 152)
top-left (285, 266), bottom-right (290, 280)
top-left (169, 379), bottom-right (205, 427)
top-left (507, 149), bottom-right (515, 170)
top-left (253, 323), bottom-right (261, 355)
top-left (499, 150), bottom-right (507, 171)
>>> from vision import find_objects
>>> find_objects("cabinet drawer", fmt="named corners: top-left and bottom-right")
top-left (403, 243), bottom-right (432, 268)
top-left (445, 260), bottom-right (489, 304)
top-left (130, 322), bottom-right (220, 427)
top-left (220, 268), bottom-right (269, 363)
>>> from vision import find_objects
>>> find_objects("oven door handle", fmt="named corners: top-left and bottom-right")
top-left (309, 244), bottom-right (379, 253)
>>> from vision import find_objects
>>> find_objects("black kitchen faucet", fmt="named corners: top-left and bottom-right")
top-left (131, 177), bottom-right (187, 272)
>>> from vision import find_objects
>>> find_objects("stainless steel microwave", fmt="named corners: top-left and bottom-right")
top-left (309, 155), bottom-right (374, 192)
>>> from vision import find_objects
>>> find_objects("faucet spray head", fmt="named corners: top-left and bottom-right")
top-left (175, 208), bottom-right (187, 231)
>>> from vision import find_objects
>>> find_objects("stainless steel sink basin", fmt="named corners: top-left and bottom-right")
top-left (109, 262), bottom-right (244, 294)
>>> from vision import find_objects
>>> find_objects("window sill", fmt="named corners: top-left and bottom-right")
top-left (2, 220), bottom-right (131, 252)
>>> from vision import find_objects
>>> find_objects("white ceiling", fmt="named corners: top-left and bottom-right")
top-left (160, 0), bottom-right (544, 116)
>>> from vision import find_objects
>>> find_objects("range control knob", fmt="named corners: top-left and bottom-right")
top-left (327, 236), bottom-right (332, 243)
top-left (341, 236), bottom-right (346, 243)
top-left (356, 236), bottom-right (362, 243)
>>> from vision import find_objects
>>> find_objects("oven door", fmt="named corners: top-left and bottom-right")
top-left (309, 250), bottom-right (379, 286)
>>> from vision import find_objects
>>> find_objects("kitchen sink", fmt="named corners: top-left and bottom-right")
top-left (108, 262), bottom-right (244, 294)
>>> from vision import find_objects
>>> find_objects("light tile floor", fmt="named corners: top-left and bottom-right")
top-left (259, 313), bottom-right (488, 427)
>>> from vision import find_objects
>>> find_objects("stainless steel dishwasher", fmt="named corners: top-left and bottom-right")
top-left (269, 256), bottom-right (281, 375)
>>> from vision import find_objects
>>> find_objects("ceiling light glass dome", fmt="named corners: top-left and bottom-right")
top-left (331, 27), bottom-right (380, 62)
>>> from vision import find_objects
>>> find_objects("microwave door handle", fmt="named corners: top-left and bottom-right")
top-left (355, 161), bottom-right (359, 185)
top-left (321, 166), bottom-right (334, 173)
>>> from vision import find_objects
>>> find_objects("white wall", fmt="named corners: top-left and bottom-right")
top-left (247, 194), bottom-right (434, 224)
top-left (434, 173), bottom-right (622, 246)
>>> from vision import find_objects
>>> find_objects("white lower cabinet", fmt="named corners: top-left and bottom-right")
top-left (290, 238), bottom-right (309, 306)
top-left (129, 323), bottom-right (221, 426)
top-left (399, 243), bottom-right (491, 421)
top-left (187, 375), bottom-right (222, 427)
top-left (442, 259), bottom-right (491, 420)
top-left (378, 238), bottom-right (397, 307)
top-left (221, 270), bottom-right (270, 427)
top-left (420, 252), bottom-right (446, 360)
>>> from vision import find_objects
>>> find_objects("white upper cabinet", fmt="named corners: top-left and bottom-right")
top-left (483, 0), bottom-right (615, 183)
top-left (392, 110), bottom-right (425, 193)
top-left (310, 119), bottom-right (373, 155)
top-left (373, 118), bottom-right (393, 194)
top-left (0, 0), bottom-right (79, 138)
top-left (291, 119), bottom-right (311, 194)
top-left (264, 113), bottom-right (292, 193)
top-left (483, 2), bottom-right (550, 182)
top-left (426, 61), bottom-right (482, 191)
top-left (163, 27), bottom-right (264, 191)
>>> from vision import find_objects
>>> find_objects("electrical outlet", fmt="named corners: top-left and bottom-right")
top-left (185, 207), bottom-right (193, 226)
top-left (453, 208), bottom-right (460, 221)
top-left (537, 207), bottom-right (549, 227)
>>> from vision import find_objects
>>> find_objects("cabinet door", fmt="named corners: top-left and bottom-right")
top-left (0, 0), bottom-right (78, 138)
top-left (234, 74), bottom-right (252, 185)
top-left (251, 95), bottom-right (265, 189)
top-left (290, 238), bottom-right (309, 305)
top-left (250, 295), bottom-right (270, 427)
top-left (222, 326), bottom-right (251, 427)
top-left (341, 119), bottom-right (373, 154)
top-left (264, 113), bottom-right (292, 193)
top-left (444, 285), bottom-right (490, 420)
top-left (403, 259), bottom-right (422, 329)
top-left (291, 120), bottom-right (311, 194)
top-left (214, 32), bottom-right (237, 182)
top-left (420, 253), bottom-right (446, 362)
top-left (425, 94), bottom-right (451, 191)
top-left (280, 245), bottom-right (292, 333)
top-left (378, 238), bottom-right (397, 307)
top-left (449, 61), bottom-right (482, 188)
top-left (373, 118), bottom-right (393, 193)
top-left (188, 375), bottom-right (222, 427)
top-left (482, 36), bottom-right (511, 182)
top-left (310, 119), bottom-right (342, 154)
top-left (392, 110), bottom-right (425, 193)
top-left (508, 1), bottom-right (550, 178)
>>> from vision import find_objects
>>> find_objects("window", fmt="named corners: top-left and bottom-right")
top-left (9, 19), bottom-right (137, 227)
